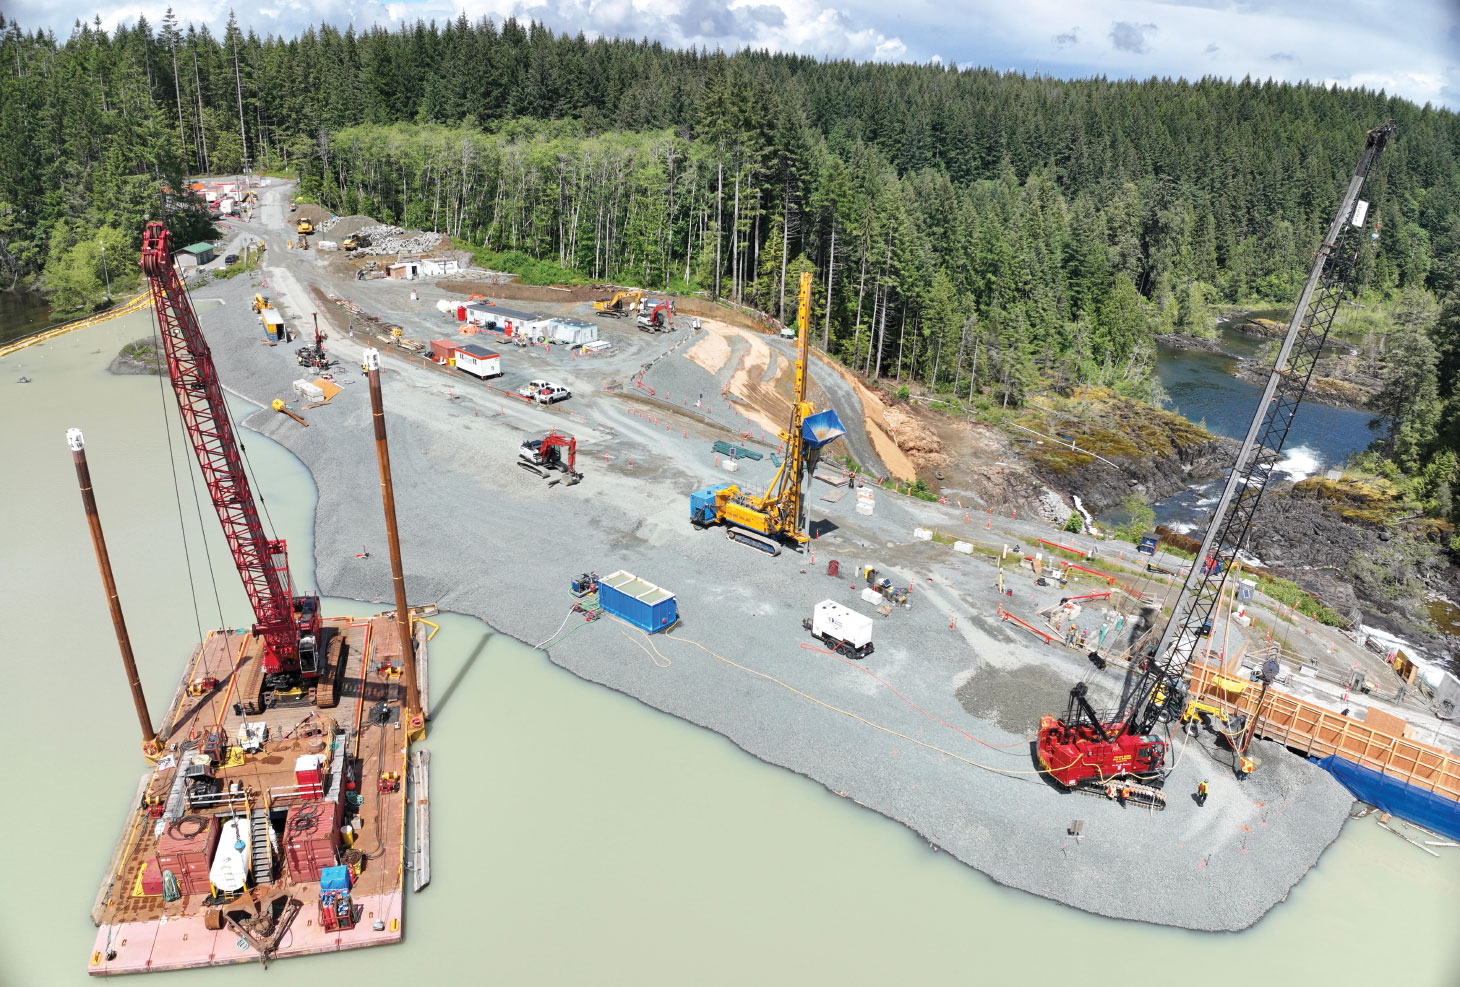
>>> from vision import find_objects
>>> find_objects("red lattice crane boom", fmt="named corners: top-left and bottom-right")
top-left (140, 221), bottom-right (314, 678)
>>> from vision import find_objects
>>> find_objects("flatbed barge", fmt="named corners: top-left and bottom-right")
top-left (87, 614), bottom-right (429, 976)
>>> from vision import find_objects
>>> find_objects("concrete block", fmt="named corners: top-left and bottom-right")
top-left (953, 541), bottom-right (973, 555)
top-left (723, 459), bottom-right (738, 473)
top-left (914, 527), bottom-right (932, 541)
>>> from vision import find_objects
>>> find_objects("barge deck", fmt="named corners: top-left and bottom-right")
top-left (88, 612), bottom-right (427, 975)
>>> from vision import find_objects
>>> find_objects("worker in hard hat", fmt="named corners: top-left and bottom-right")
top-left (1196, 780), bottom-right (1209, 807)
top-left (1238, 756), bottom-right (1255, 780)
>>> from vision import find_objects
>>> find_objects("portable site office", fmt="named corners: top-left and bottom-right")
top-left (453, 344), bottom-right (501, 379)
top-left (597, 571), bottom-right (678, 634)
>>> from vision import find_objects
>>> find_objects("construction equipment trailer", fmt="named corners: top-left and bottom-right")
top-left (1036, 122), bottom-right (1396, 807)
top-left (690, 272), bottom-right (846, 554)
top-left (140, 220), bottom-right (322, 712)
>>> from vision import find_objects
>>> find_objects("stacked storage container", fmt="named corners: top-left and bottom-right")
top-left (284, 798), bottom-right (344, 883)
top-left (153, 815), bottom-right (221, 896)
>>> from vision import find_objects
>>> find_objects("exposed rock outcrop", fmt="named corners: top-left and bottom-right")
top-left (1018, 387), bottom-right (1238, 514)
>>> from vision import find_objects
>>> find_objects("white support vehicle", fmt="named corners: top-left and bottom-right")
top-left (803, 600), bottom-right (874, 659)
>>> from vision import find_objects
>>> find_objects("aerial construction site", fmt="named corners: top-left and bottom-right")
top-left (75, 122), bottom-right (1458, 976)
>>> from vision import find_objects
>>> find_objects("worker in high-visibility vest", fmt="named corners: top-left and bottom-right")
top-left (1196, 780), bottom-right (1209, 807)
top-left (1238, 756), bottom-right (1255, 780)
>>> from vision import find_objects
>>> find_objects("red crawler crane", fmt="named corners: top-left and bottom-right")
top-left (140, 221), bottom-right (320, 688)
top-left (1034, 122), bottom-right (1395, 808)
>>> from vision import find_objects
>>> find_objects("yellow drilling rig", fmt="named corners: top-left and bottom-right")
top-left (689, 272), bottom-right (845, 555)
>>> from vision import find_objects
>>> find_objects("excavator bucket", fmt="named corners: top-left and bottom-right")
top-left (800, 409), bottom-right (846, 449)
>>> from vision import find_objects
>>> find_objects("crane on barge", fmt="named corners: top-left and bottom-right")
top-left (1035, 122), bottom-right (1397, 808)
top-left (139, 220), bottom-right (321, 714)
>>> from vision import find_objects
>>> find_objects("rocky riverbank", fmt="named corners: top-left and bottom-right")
top-left (1249, 477), bottom-right (1459, 666)
top-left (1154, 331), bottom-right (1224, 353)
top-left (1232, 355), bottom-right (1381, 410)
top-left (1015, 386), bottom-right (1238, 514)
top-left (1226, 314), bottom-right (1384, 410)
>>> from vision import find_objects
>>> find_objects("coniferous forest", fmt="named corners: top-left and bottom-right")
top-left (2, 13), bottom-right (1459, 532)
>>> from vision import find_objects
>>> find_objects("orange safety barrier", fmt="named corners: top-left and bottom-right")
top-left (1038, 537), bottom-right (1085, 558)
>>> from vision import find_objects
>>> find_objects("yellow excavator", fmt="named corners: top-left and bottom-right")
top-left (593, 288), bottom-right (642, 317)
top-left (689, 272), bottom-right (845, 555)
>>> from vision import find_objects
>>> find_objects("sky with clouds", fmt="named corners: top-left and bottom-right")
top-left (11, 0), bottom-right (1459, 109)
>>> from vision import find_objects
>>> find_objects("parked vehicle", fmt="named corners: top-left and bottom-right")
top-left (518, 378), bottom-right (552, 398)
top-left (535, 385), bottom-right (572, 404)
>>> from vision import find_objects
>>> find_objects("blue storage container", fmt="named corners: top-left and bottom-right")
top-left (599, 570), bottom-right (678, 634)
top-left (690, 484), bottom-right (732, 525)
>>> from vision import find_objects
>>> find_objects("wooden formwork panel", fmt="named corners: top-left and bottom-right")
top-left (1188, 662), bottom-right (1460, 802)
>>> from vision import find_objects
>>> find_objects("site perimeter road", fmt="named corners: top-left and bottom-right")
top-left (171, 180), bottom-right (1363, 932)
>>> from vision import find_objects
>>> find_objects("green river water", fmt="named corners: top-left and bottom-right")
top-left (1, 311), bottom-right (1456, 985)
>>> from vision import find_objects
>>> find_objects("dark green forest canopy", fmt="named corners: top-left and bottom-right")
top-left (1, 15), bottom-right (1457, 518)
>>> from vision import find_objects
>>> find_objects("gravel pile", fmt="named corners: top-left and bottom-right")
top-left (184, 265), bottom-right (1358, 933)
top-left (308, 214), bottom-right (445, 255)
top-left (317, 214), bottom-right (375, 238)
top-left (349, 224), bottom-right (445, 256)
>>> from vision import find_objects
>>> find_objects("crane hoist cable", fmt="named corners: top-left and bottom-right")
top-left (147, 299), bottom-right (211, 645)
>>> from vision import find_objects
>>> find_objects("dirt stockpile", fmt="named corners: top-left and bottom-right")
top-left (882, 404), bottom-right (946, 468)
top-left (316, 214), bottom-right (377, 238)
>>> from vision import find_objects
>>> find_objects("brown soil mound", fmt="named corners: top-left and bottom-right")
top-left (883, 404), bottom-right (946, 467)
top-left (686, 331), bottom-right (731, 376)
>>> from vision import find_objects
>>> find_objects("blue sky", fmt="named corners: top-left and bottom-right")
top-left (14, 0), bottom-right (1460, 109)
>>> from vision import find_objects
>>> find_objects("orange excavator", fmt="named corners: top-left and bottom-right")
top-left (518, 431), bottom-right (581, 486)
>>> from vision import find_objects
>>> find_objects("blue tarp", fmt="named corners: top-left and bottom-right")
top-left (319, 865), bottom-right (352, 892)
top-left (1314, 755), bottom-right (1460, 842)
